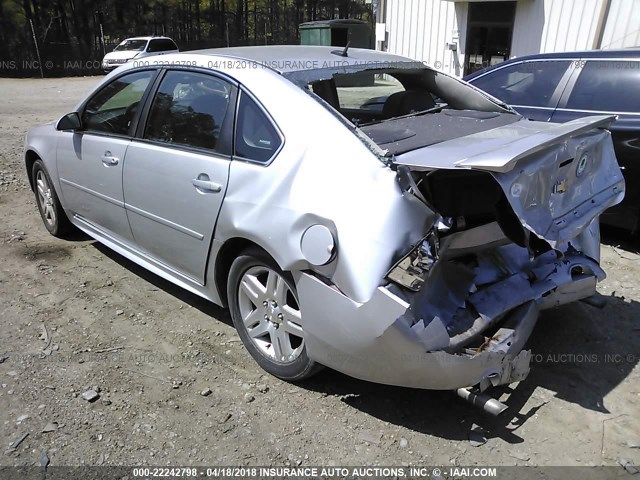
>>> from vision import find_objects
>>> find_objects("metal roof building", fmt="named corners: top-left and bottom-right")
top-left (375, 0), bottom-right (640, 77)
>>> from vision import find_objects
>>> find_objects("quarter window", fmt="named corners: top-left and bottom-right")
top-left (145, 71), bottom-right (232, 153)
top-left (82, 70), bottom-right (154, 136)
top-left (566, 61), bottom-right (640, 113)
top-left (471, 61), bottom-right (570, 108)
top-left (234, 93), bottom-right (282, 163)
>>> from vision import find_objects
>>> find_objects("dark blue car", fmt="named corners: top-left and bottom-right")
top-left (465, 49), bottom-right (640, 232)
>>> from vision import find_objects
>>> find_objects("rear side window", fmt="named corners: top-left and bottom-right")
top-left (566, 61), bottom-right (640, 113)
top-left (471, 61), bottom-right (570, 108)
top-left (234, 93), bottom-right (282, 163)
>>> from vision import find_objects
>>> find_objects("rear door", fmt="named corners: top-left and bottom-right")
top-left (468, 59), bottom-right (573, 121)
top-left (551, 58), bottom-right (640, 230)
top-left (122, 69), bottom-right (236, 283)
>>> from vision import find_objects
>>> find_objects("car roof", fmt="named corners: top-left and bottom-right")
top-left (189, 45), bottom-right (422, 74)
top-left (465, 48), bottom-right (640, 80)
top-left (122, 36), bottom-right (174, 42)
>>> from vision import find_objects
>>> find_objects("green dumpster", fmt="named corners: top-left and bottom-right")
top-left (300, 19), bottom-right (374, 86)
top-left (299, 19), bottom-right (373, 49)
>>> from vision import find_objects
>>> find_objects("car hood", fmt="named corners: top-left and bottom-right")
top-left (392, 114), bottom-right (625, 249)
top-left (103, 51), bottom-right (140, 61)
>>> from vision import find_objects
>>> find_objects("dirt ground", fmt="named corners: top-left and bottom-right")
top-left (0, 76), bottom-right (639, 472)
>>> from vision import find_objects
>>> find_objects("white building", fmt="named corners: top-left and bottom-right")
top-left (376, 0), bottom-right (640, 77)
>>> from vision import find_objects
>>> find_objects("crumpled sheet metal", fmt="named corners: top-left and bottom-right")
top-left (490, 129), bottom-right (624, 248)
top-left (297, 246), bottom-right (605, 390)
top-left (408, 261), bottom-right (476, 328)
top-left (296, 272), bottom-right (532, 390)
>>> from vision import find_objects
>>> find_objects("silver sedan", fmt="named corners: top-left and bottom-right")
top-left (25, 46), bottom-right (624, 410)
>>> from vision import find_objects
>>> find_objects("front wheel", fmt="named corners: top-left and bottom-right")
top-left (227, 249), bottom-right (322, 381)
top-left (32, 159), bottom-right (73, 238)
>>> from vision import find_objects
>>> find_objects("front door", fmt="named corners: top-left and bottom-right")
top-left (464, 1), bottom-right (517, 76)
top-left (57, 70), bottom-right (156, 241)
top-left (123, 70), bottom-right (236, 283)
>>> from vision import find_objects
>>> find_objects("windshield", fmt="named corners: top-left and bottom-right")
top-left (114, 39), bottom-right (148, 52)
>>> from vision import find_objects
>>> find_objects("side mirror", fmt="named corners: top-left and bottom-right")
top-left (56, 112), bottom-right (82, 131)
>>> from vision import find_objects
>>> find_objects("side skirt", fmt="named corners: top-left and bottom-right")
top-left (71, 214), bottom-right (219, 304)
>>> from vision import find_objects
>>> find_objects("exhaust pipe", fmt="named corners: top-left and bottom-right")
top-left (456, 387), bottom-right (508, 416)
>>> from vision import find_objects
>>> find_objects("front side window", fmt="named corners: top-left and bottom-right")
top-left (566, 61), bottom-right (640, 113)
top-left (471, 61), bottom-right (570, 107)
top-left (82, 70), bottom-right (154, 135)
top-left (234, 92), bottom-right (282, 163)
top-left (145, 70), bottom-right (232, 153)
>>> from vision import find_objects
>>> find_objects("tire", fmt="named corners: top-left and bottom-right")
top-left (227, 248), bottom-right (322, 381)
top-left (31, 159), bottom-right (73, 238)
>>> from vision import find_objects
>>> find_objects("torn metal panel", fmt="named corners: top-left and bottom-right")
top-left (470, 274), bottom-right (534, 323)
top-left (408, 260), bottom-right (476, 328)
top-left (489, 130), bottom-right (624, 248)
top-left (473, 244), bottom-right (527, 286)
top-left (298, 235), bottom-right (607, 392)
top-left (395, 119), bottom-right (624, 248)
top-left (445, 274), bottom-right (534, 351)
top-left (411, 316), bottom-right (450, 352)
top-left (296, 272), bottom-right (534, 390)
top-left (480, 301), bottom-right (539, 356)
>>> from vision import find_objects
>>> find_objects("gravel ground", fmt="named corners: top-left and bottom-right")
top-left (0, 76), bottom-right (639, 472)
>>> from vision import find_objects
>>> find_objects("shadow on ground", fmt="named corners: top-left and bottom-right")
top-left (92, 242), bottom-right (232, 326)
top-left (601, 224), bottom-right (640, 254)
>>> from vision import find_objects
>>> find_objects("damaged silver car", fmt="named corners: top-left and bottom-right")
top-left (25, 46), bottom-right (624, 410)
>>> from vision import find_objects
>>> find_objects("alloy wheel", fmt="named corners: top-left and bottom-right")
top-left (237, 266), bottom-right (304, 364)
top-left (36, 169), bottom-right (57, 227)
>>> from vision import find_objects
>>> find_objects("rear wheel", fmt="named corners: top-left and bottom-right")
top-left (227, 249), bottom-right (322, 381)
top-left (32, 159), bottom-right (72, 237)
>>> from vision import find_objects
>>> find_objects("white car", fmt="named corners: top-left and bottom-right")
top-left (101, 36), bottom-right (178, 71)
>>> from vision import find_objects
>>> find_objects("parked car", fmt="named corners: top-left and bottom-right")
top-left (25, 46), bottom-right (624, 410)
top-left (101, 36), bottom-right (178, 72)
top-left (464, 49), bottom-right (640, 232)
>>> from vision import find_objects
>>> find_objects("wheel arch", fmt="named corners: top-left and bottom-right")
top-left (25, 149), bottom-right (41, 191)
top-left (213, 237), bottom-right (274, 307)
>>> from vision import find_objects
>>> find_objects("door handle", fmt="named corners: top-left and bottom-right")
top-left (101, 151), bottom-right (119, 166)
top-left (192, 178), bottom-right (222, 193)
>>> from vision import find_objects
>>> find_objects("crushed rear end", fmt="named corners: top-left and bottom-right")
top-left (298, 113), bottom-right (624, 404)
